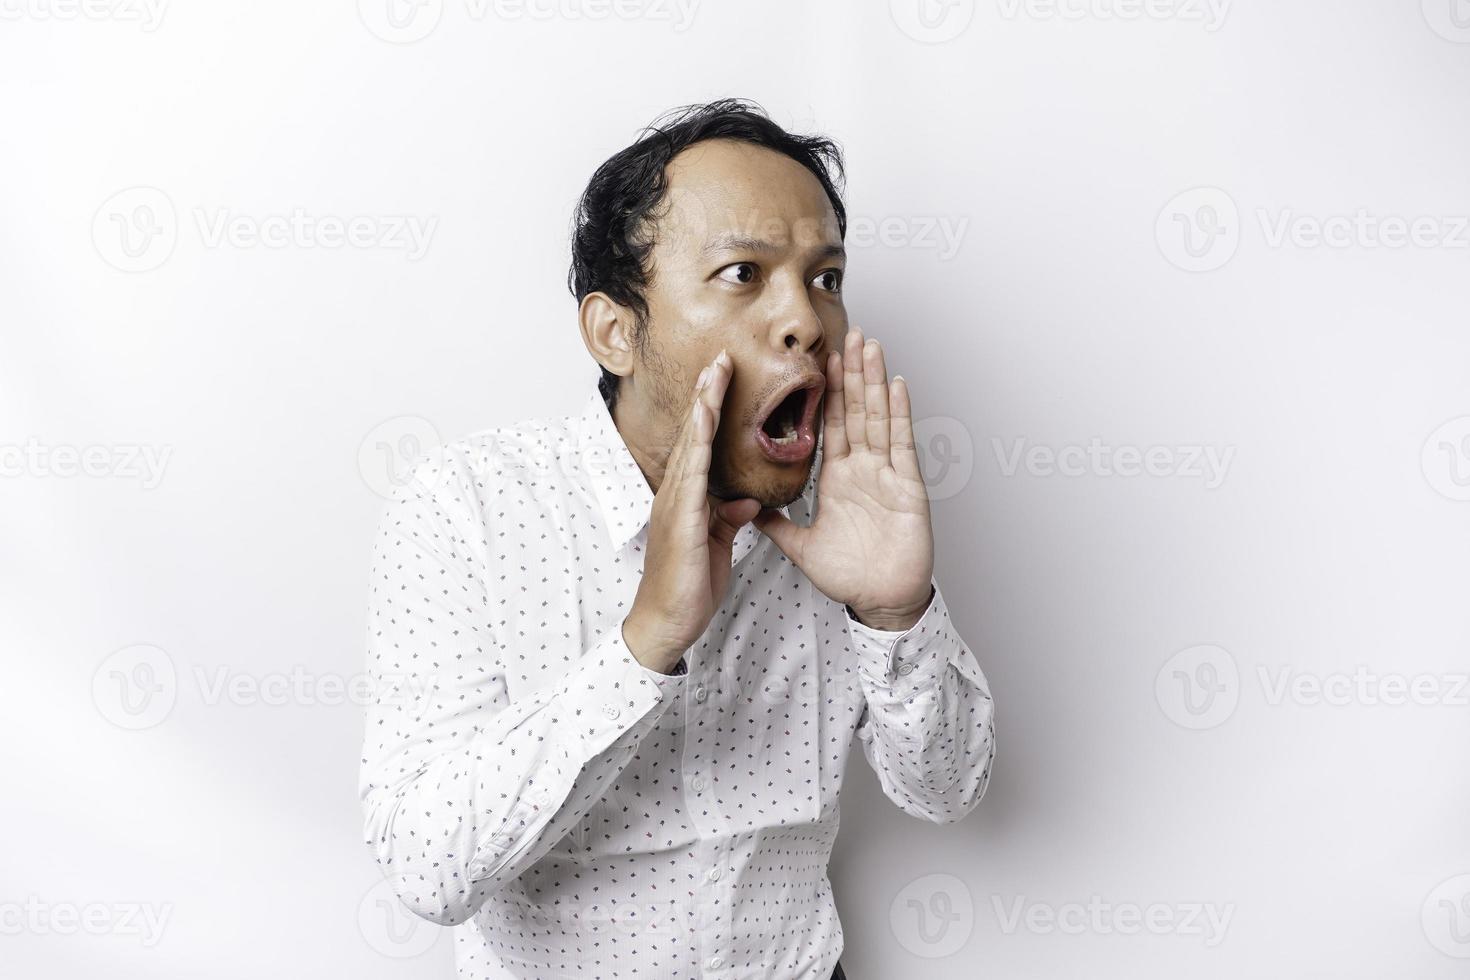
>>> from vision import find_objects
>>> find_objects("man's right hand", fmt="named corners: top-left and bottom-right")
top-left (622, 349), bottom-right (762, 674)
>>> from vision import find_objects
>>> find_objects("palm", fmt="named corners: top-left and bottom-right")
top-left (754, 330), bottom-right (936, 621)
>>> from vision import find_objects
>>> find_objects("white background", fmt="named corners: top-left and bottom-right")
top-left (3, 1), bottom-right (1469, 977)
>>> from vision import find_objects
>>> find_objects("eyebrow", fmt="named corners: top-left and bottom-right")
top-left (701, 235), bottom-right (846, 262)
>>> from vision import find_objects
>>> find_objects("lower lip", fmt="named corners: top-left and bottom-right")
top-left (755, 413), bottom-right (817, 463)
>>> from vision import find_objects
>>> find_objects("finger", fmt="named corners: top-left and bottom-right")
top-left (843, 328), bottom-right (867, 450)
top-left (889, 374), bottom-right (922, 483)
top-left (821, 349), bottom-right (848, 459)
top-left (710, 497), bottom-right (760, 548)
top-left (751, 508), bottom-right (807, 564)
top-left (669, 349), bottom-right (733, 517)
top-left (863, 337), bottom-right (890, 456)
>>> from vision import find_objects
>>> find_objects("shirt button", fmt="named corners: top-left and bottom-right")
top-left (898, 662), bottom-right (915, 676)
top-left (603, 704), bottom-right (621, 720)
top-left (707, 866), bottom-right (723, 882)
top-left (708, 955), bottom-right (724, 969)
top-left (693, 685), bottom-right (708, 703)
top-left (689, 775), bottom-right (706, 792)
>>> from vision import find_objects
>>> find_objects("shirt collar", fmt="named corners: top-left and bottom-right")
top-left (578, 386), bottom-right (819, 555)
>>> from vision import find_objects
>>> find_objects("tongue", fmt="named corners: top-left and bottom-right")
top-left (765, 392), bottom-right (801, 438)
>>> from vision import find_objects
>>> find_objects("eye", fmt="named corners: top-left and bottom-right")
top-left (811, 269), bottom-right (843, 293)
top-left (715, 262), bottom-right (759, 285)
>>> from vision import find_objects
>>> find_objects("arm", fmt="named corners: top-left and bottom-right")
top-left (361, 348), bottom-right (755, 927)
top-left (847, 577), bottom-right (996, 823)
top-left (750, 329), bottom-right (996, 823)
top-left (358, 456), bottom-right (679, 926)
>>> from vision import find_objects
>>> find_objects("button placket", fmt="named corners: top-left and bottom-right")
top-left (682, 653), bottom-right (734, 976)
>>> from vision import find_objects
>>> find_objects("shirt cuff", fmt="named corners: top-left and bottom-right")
top-left (550, 621), bottom-right (681, 759)
top-left (844, 578), bottom-right (947, 686)
top-left (470, 624), bottom-right (678, 877)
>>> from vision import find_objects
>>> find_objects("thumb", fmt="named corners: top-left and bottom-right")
top-left (710, 498), bottom-right (761, 547)
top-left (751, 508), bottom-right (805, 562)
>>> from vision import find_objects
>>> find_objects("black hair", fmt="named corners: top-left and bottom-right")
top-left (567, 98), bottom-right (847, 412)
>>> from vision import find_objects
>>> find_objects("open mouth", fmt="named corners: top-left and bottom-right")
top-left (755, 378), bottom-right (823, 463)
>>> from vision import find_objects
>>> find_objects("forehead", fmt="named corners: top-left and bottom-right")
top-left (656, 139), bottom-right (841, 254)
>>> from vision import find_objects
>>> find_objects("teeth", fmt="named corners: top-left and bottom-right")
top-left (764, 387), bottom-right (808, 447)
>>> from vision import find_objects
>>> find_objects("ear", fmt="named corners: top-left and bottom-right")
top-left (579, 292), bottom-right (638, 380)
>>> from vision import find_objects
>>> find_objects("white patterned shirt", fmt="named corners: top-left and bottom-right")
top-left (359, 387), bottom-right (997, 979)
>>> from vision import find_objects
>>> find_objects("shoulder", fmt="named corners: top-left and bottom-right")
top-left (392, 407), bottom-right (585, 520)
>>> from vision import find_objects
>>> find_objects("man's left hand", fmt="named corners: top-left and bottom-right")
top-left (754, 328), bottom-right (935, 632)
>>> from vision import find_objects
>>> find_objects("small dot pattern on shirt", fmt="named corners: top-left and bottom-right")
top-left (359, 387), bottom-right (997, 979)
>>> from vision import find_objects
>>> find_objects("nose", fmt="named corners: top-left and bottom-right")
top-left (767, 286), bottom-right (825, 355)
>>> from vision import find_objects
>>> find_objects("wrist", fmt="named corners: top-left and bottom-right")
top-left (849, 584), bottom-right (934, 633)
top-left (621, 611), bottom-right (685, 675)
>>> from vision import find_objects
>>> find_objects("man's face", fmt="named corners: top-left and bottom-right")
top-left (624, 139), bottom-right (848, 509)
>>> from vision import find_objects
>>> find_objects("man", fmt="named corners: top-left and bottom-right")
top-left (359, 99), bottom-right (996, 979)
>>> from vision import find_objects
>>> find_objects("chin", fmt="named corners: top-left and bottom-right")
top-left (708, 452), bottom-right (812, 510)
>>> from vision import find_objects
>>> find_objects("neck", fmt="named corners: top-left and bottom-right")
top-left (610, 391), bottom-right (672, 495)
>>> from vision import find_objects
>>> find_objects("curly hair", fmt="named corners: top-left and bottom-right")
top-left (567, 98), bottom-right (847, 412)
